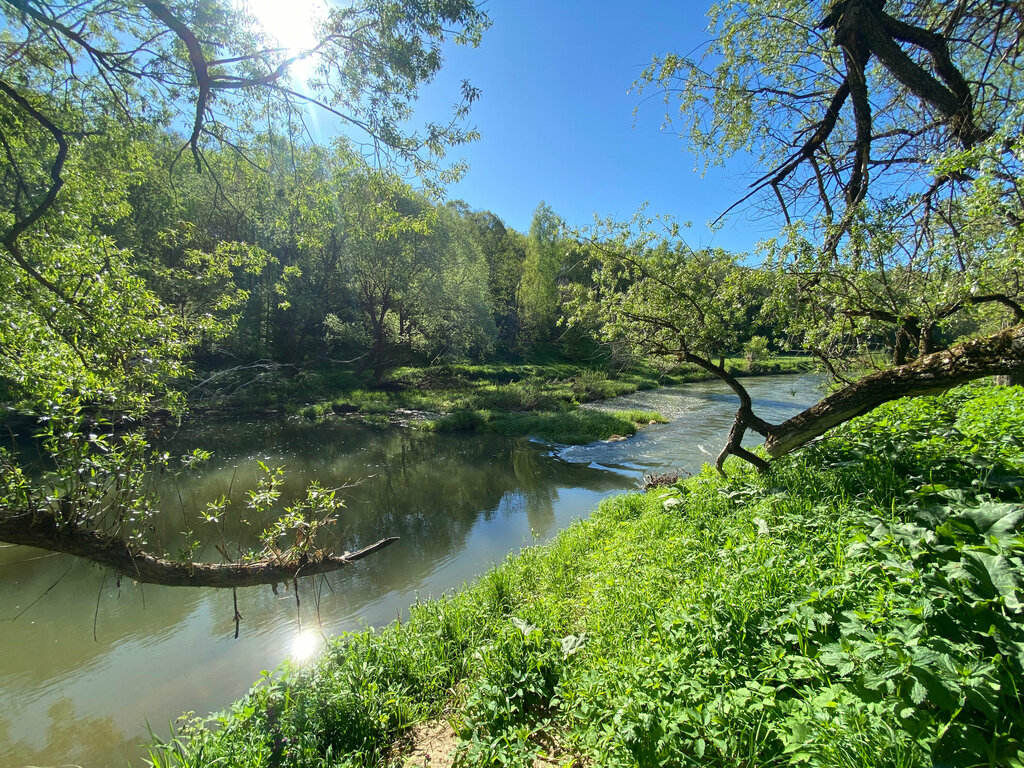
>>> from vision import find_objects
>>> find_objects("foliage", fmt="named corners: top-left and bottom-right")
top-left (318, 173), bottom-right (497, 379)
top-left (743, 335), bottom-right (769, 363)
top-left (0, 0), bottom-right (493, 584)
top-left (630, 1), bottom-right (1024, 374)
top-left (569, 211), bottom-right (776, 372)
top-left (460, 205), bottom-right (528, 354)
top-left (126, 139), bottom-right (505, 373)
top-left (1, 0), bottom-right (489, 187)
top-left (146, 383), bottom-right (1024, 767)
top-left (519, 202), bottom-right (566, 347)
top-left (0, 122), bottom-right (191, 415)
top-left (636, 1), bottom-right (1023, 238)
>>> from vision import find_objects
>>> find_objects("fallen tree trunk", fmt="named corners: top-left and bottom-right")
top-left (762, 323), bottom-right (1024, 458)
top-left (0, 510), bottom-right (398, 588)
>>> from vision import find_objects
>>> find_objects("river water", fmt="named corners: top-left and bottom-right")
top-left (0, 374), bottom-right (822, 767)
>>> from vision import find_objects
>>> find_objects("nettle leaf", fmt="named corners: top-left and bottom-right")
top-left (561, 633), bottom-right (586, 658)
top-left (861, 669), bottom-right (895, 691)
top-left (959, 550), bottom-right (1022, 608)
top-left (963, 680), bottom-right (1001, 722)
top-left (909, 678), bottom-right (928, 705)
top-left (955, 502), bottom-right (1024, 539)
top-left (511, 617), bottom-right (540, 638)
top-left (838, 661), bottom-right (858, 677)
top-left (816, 648), bottom-right (846, 669)
top-left (909, 666), bottom-right (962, 713)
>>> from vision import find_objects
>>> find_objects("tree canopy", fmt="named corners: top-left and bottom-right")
top-left (0, 0), bottom-right (490, 587)
top-left (638, 0), bottom-right (1023, 236)
top-left (581, 0), bottom-right (1024, 470)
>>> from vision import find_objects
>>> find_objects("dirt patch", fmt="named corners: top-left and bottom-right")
top-left (393, 721), bottom-right (578, 767)
top-left (396, 720), bottom-right (460, 768)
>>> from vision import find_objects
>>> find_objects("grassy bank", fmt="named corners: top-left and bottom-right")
top-left (422, 406), bottom-right (667, 445)
top-left (148, 382), bottom-right (1024, 767)
top-left (196, 355), bottom-right (813, 444)
top-left (308, 356), bottom-right (813, 419)
top-left (300, 361), bottom-right (676, 444)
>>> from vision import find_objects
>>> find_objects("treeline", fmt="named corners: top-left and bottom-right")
top-left (108, 137), bottom-right (571, 379)
top-left (104, 135), bottom-right (793, 388)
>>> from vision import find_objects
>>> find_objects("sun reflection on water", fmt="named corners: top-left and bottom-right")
top-left (288, 631), bottom-right (324, 663)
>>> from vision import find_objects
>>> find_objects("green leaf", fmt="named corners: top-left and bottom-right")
top-left (561, 633), bottom-right (586, 657)
top-left (956, 502), bottom-right (1024, 539)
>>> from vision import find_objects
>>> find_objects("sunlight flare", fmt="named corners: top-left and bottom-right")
top-left (288, 630), bottom-right (324, 663)
top-left (237, 0), bottom-right (327, 82)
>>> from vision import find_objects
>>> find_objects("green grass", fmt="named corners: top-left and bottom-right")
top-left (426, 407), bottom-right (666, 444)
top-left (281, 360), bottom-right (680, 441)
top-left (149, 382), bottom-right (1024, 767)
top-left (195, 355), bottom-right (814, 423)
top-left (277, 355), bottom-right (814, 442)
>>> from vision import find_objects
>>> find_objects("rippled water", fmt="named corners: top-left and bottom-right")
top-left (0, 374), bottom-right (821, 767)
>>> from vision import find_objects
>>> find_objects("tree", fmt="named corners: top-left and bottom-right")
top-left (119, 135), bottom-right (285, 363)
top-left (460, 206), bottom-right (527, 355)
top-left (0, 0), bottom-right (488, 586)
top-left (639, 0), bottom-right (1021, 238)
top-left (412, 203), bottom-right (496, 362)
top-left (569, 213), bottom-right (783, 471)
top-left (613, 0), bottom-right (1024, 470)
top-left (320, 174), bottom-right (493, 380)
top-left (519, 201), bottom-right (565, 347)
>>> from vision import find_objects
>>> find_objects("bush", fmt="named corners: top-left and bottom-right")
top-left (430, 409), bottom-right (486, 433)
top-left (743, 335), bottom-right (770, 371)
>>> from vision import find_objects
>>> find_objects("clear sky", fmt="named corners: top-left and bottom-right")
top-left (410, 0), bottom-right (783, 253)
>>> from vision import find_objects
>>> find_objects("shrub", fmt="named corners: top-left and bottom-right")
top-left (431, 409), bottom-right (486, 433)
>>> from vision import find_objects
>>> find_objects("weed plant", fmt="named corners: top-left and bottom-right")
top-left (147, 382), bottom-right (1023, 768)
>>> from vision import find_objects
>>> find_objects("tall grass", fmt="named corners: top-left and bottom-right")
top-left (148, 382), bottom-right (1024, 768)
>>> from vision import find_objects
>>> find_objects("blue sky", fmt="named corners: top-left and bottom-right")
top-left (411, 0), bottom-right (783, 253)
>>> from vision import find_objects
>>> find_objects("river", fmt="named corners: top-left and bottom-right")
top-left (0, 374), bottom-right (822, 767)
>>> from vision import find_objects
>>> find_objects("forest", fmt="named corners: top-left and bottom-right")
top-left (1, 0), bottom-right (1024, 766)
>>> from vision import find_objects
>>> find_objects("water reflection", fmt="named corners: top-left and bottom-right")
top-left (0, 374), bottom-right (822, 767)
top-left (289, 630), bottom-right (324, 663)
top-left (0, 697), bottom-right (143, 768)
top-left (0, 423), bottom-right (627, 767)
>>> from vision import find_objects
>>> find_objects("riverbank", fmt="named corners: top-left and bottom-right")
top-left (147, 381), bottom-right (1024, 767)
top-left (191, 355), bottom-right (814, 444)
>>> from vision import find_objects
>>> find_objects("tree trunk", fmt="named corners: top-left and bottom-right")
top-left (0, 511), bottom-right (398, 588)
top-left (994, 372), bottom-right (1024, 386)
top-left (762, 323), bottom-right (1024, 458)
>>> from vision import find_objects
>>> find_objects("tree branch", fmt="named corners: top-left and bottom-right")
top-left (0, 509), bottom-right (399, 588)
top-left (763, 323), bottom-right (1024, 458)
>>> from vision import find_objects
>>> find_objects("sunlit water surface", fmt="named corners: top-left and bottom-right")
top-left (0, 374), bottom-right (821, 767)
